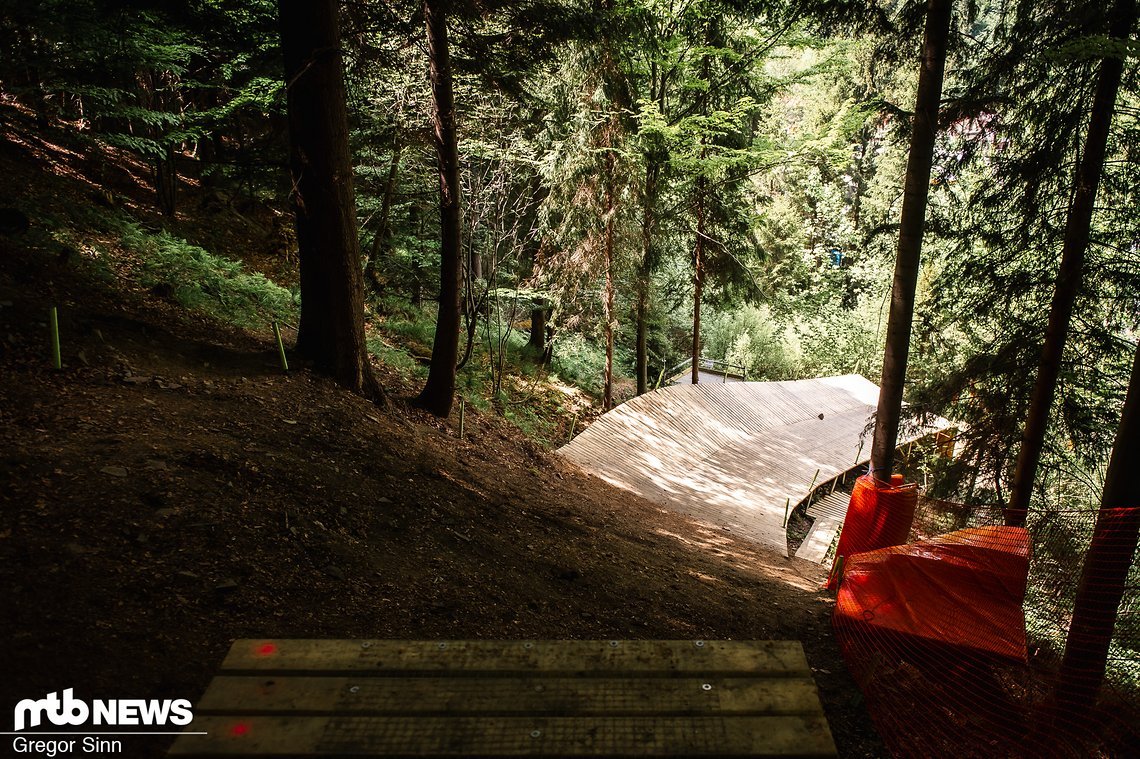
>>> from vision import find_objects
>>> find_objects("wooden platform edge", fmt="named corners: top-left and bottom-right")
top-left (170, 715), bottom-right (838, 757)
top-left (219, 639), bottom-right (813, 677)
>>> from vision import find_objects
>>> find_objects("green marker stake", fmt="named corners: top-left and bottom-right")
top-left (782, 497), bottom-right (791, 528)
top-left (569, 412), bottom-right (578, 441)
top-left (49, 306), bottom-right (61, 369)
top-left (272, 321), bottom-right (289, 372)
top-left (459, 397), bottom-right (465, 439)
top-left (808, 468), bottom-right (820, 494)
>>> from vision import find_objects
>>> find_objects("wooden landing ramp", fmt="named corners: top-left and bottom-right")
top-left (559, 376), bottom-right (884, 556)
top-left (560, 376), bottom-right (946, 557)
top-left (170, 639), bottom-right (837, 757)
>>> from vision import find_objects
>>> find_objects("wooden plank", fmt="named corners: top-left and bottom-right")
top-left (794, 519), bottom-right (840, 564)
top-left (221, 640), bottom-right (812, 677)
top-left (196, 676), bottom-right (826, 717)
top-left (806, 492), bottom-right (850, 523)
top-left (169, 715), bottom-right (837, 757)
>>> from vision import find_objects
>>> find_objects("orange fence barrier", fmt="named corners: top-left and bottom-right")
top-left (830, 497), bottom-right (1140, 757)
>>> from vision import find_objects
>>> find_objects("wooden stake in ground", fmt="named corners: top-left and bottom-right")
top-left (49, 306), bottom-right (61, 370)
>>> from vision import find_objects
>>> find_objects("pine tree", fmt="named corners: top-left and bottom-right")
top-left (278, 0), bottom-right (381, 399)
top-left (1005, 0), bottom-right (1136, 526)
top-left (1057, 338), bottom-right (1140, 711)
top-left (869, 0), bottom-right (952, 479)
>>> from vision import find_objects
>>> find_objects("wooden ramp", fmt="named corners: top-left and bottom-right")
top-left (794, 519), bottom-right (842, 564)
top-left (794, 490), bottom-right (854, 563)
top-left (169, 639), bottom-right (837, 757)
top-left (559, 376), bottom-right (891, 556)
top-left (805, 490), bottom-right (852, 524)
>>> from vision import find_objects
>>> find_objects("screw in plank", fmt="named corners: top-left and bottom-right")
top-left (609, 640), bottom-right (620, 648)
top-left (702, 683), bottom-right (713, 691)
top-left (361, 642), bottom-right (372, 648)
top-left (524, 642), bottom-right (533, 649)
top-left (531, 730), bottom-right (542, 739)
top-left (349, 686), bottom-right (360, 694)
top-left (438, 642), bottom-right (448, 650)
top-left (694, 640), bottom-right (705, 648)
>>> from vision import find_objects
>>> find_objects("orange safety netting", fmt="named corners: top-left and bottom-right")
top-left (829, 499), bottom-right (1140, 758)
top-left (835, 525), bottom-right (1030, 661)
top-left (827, 474), bottom-right (916, 588)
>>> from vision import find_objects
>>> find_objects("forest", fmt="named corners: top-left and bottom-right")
top-left (0, 0), bottom-right (1138, 757)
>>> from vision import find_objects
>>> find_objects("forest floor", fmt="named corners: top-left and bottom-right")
top-left (0, 109), bottom-right (884, 757)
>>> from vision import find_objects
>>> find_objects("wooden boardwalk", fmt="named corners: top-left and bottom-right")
top-left (169, 639), bottom-right (837, 757)
top-left (559, 376), bottom-right (939, 557)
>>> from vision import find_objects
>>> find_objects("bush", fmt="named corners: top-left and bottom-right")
top-left (703, 304), bottom-right (801, 380)
top-left (120, 222), bottom-right (296, 329)
top-left (550, 331), bottom-right (628, 396)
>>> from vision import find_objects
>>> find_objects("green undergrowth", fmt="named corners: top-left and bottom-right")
top-left (372, 295), bottom-right (600, 447)
top-left (33, 202), bottom-right (297, 331)
top-left (117, 221), bottom-right (297, 329)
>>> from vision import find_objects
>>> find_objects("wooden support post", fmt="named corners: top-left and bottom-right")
top-left (782, 497), bottom-right (791, 528)
top-left (808, 468), bottom-right (820, 495)
top-left (569, 412), bottom-right (578, 442)
top-left (853, 440), bottom-right (864, 467)
top-left (272, 321), bottom-right (289, 372)
top-left (49, 306), bottom-right (61, 370)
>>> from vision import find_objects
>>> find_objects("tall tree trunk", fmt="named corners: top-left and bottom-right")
top-left (1057, 341), bottom-right (1140, 712)
top-left (603, 144), bottom-right (616, 411)
top-left (156, 144), bottom-right (177, 216)
top-left (636, 159), bottom-right (660, 396)
top-left (415, 0), bottom-right (463, 417)
top-left (365, 140), bottom-right (402, 293)
top-left (468, 241), bottom-right (482, 283)
top-left (278, 0), bottom-right (381, 400)
top-left (635, 286), bottom-right (649, 393)
top-left (1006, 0), bottom-right (1134, 527)
top-left (691, 181), bottom-right (706, 386)
top-left (869, 0), bottom-right (952, 479)
top-left (524, 177), bottom-right (550, 363)
top-left (528, 306), bottom-right (547, 353)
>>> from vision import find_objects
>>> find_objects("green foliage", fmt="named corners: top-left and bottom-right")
top-left (703, 305), bottom-right (799, 380)
top-left (380, 304), bottom-right (442, 352)
top-left (118, 222), bottom-right (297, 329)
top-left (549, 332), bottom-right (628, 397)
top-left (366, 336), bottom-right (428, 380)
top-left (791, 294), bottom-right (886, 379)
